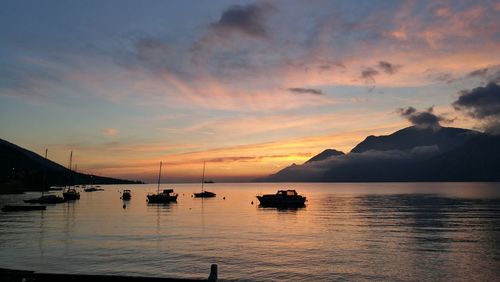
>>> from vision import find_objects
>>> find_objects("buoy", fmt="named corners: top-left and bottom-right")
top-left (123, 204), bottom-right (126, 209)
top-left (223, 197), bottom-right (225, 200)
top-left (251, 201), bottom-right (254, 205)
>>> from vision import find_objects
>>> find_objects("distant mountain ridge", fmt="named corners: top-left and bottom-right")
top-left (259, 126), bottom-right (500, 182)
top-left (0, 138), bottom-right (142, 192)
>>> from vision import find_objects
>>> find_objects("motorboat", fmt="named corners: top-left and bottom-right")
top-left (84, 186), bottom-right (104, 192)
top-left (256, 190), bottom-right (306, 207)
top-left (121, 189), bottom-right (132, 200)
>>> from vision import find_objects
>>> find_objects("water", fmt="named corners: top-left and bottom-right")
top-left (1, 183), bottom-right (499, 281)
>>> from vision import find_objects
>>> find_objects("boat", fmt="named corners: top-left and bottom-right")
top-left (62, 151), bottom-right (80, 201)
top-left (2, 205), bottom-right (47, 212)
top-left (24, 194), bottom-right (66, 204)
top-left (84, 175), bottom-right (104, 192)
top-left (24, 149), bottom-right (66, 204)
top-left (193, 162), bottom-right (216, 198)
top-left (121, 189), bottom-right (132, 200)
top-left (84, 187), bottom-right (104, 192)
top-left (147, 162), bottom-right (178, 203)
top-left (256, 190), bottom-right (306, 207)
top-left (63, 188), bottom-right (80, 200)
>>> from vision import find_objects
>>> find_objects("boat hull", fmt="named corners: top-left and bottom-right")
top-left (24, 195), bottom-right (66, 204)
top-left (147, 194), bottom-right (177, 203)
top-left (256, 196), bottom-right (306, 207)
top-left (193, 191), bottom-right (216, 198)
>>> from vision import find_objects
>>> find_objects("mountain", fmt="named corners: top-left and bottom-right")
top-left (305, 149), bottom-right (344, 163)
top-left (351, 126), bottom-right (479, 153)
top-left (0, 138), bottom-right (142, 193)
top-left (259, 126), bottom-right (500, 182)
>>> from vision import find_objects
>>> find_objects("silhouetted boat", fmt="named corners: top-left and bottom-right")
top-left (121, 189), bottom-right (131, 200)
top-left (147, 162), bottom-right (178, 203)
top-left (24, 149), bottom-right (66, 204)
top-left (2, 205), bottom-right (47, 212)
top-left (63, 188), bottom-right (80, 200)
top-left (194, 162), bottom-right (216, 198)
top-left (257, 190), bottom-right (306, 207)
top-left (63, 151), bottom-right (80, 201)
top-left (24, 194), bottom-right (66, 204)
top-left (84, 187), bottom-right (104, 192)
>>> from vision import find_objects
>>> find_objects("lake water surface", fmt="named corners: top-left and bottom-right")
top-left (1, 183), bottom-right (499, 281)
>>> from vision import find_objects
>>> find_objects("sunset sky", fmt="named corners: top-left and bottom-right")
top-left (1, 0), bottom-right (499, 182)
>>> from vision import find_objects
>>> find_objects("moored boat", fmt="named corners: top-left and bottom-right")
top-left (256, 190), bottom-right (306, 207)
top-left (84, 187), bottom-right (104, 192)
top-left (147, 189), bottom-right (177, 203)
top-left (63, 151), bottom-right (80, 201)
top-left (147, 162), bottom-right (178, 203)
top-left (24, 194), bottom-right (66, 204)
top-left (193, 162), bottom-right (216, 198)
top-left (121, 189), bottom-right (132, 200)
top-left (194, 191), bottom-right (216, 198)
top-left (63, 188), bottom-right (80, 200)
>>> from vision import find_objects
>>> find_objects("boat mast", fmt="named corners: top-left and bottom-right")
top-left (201, 161), bottom-right (206, 192)
top-left (42, 148), bottom-right (47, 196)
top-left (67, 151), bottom-right (73, 190)
top-left (157, 161), bottom-right (162, 194)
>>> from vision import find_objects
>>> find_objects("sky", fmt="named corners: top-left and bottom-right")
top-left (1, 0), bottom-right (499, 182)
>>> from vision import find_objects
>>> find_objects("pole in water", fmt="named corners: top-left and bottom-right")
top-left (208, 264), bottom-right (218, 282)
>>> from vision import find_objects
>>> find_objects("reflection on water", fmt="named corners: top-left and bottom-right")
top-left (0, 183), bottom-right (499, 281)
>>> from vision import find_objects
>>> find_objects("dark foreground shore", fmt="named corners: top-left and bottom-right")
top-left (0, 267), bottom-right (217, 282)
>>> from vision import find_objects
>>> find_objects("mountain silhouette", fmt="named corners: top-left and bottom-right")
top-left (259, 126), bottom-right (500, 182)
top-left (305, 149), bottom-right (345, 163)
top-left (1, 138), bottom-right (142, 193)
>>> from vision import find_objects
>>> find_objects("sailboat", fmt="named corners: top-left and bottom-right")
top-left (24, 149), bottom-right (66, 204)
top-left (147, 161), bottom-right (178, 203)
top-left (193, 161), bottom-right (216, 198)
top-left (84, 175), bottom-right (104, 192)
top-left (63, 151), bottom-right (80, 201)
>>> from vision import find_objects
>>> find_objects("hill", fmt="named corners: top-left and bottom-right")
top-left (0, 138), bottom-right (142, 193)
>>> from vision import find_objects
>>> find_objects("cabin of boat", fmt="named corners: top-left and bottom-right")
top-left (121, 189), bottom-right (132, 200)
top-left (24, 194), bottom-right (66, 204)
top-left (63, 188), bottom-right (80, 201)
top-left (256, 189), bottom-right (306, 207)
top-left (193, 191), bottom-right (216, 198)
top-left (147, 189), bottom-right (178, 203)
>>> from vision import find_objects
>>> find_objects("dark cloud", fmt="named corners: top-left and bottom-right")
top-left (431, 72), bottom-right (457, 84)
top-left (212, 3), bottom-right (273, 38)
top-left (377, 61), bottom-right (400, 74)
top-left (453, 82), bottom-right (500, 134)
top-left (397, 106), bottom-right (450, 129)
top-left (361, 68), bottom-right (379, 87)
top-left (467, 68), bottom-right (489, 78)
top-left (288, 87), bottom-right (324, 95)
